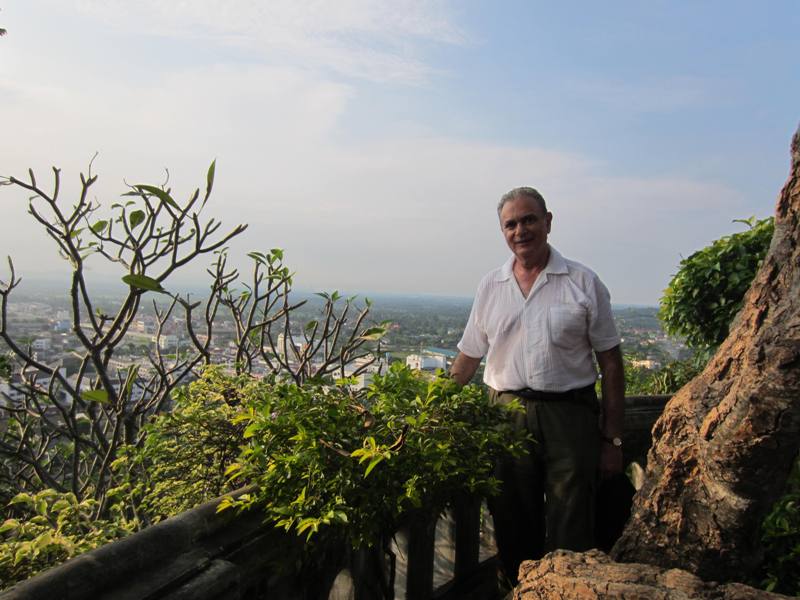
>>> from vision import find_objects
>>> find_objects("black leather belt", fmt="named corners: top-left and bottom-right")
top-left (506, 383), bottom-right (595, 402)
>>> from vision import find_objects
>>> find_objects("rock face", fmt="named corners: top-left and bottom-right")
top-left (514, 550), bottom-right (791, 600)
top-left (611, 128), bottom-right (800, 581)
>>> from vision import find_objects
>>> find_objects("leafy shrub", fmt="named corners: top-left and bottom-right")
top-left (3, 366), bottom-right (525, 586)
top-left (112, 367), bottom-right (254, 524)
top-left (621, 351), bottom-right (708, 396)
top-left (223, 363), bottom-right (527, 549)
top-left (642, 352), bottom-right (710, 395)
top-left (758, 455), bottom-right (800, 596)
top-left (0, 489), bottom-right (136, 587)
top-left (659, 217), bottom-right (773, 349)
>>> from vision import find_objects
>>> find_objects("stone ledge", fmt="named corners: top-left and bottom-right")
top-left (514, 549), bottom-right (789, 600)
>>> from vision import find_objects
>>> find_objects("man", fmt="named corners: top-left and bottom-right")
top-left (450, 187), bottom-right (624, 583)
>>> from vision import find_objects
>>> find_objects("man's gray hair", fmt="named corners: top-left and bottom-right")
top-left (497, 187), bottom-right (547, 216)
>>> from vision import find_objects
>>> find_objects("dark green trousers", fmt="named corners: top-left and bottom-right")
top-left (488, 386), bottom-right (600, 582)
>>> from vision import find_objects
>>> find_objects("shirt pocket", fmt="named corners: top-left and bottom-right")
top-left (548, 304), bottom-right (588, 349)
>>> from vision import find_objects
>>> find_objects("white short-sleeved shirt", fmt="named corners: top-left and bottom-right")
top-left (458, 246), bottom-right (620, 392)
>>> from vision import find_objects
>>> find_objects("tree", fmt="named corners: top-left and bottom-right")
top-left (659, 216), bottom-right (774, 349)
top-left (0, 161), bottom-right (386, 516)
top-left (612, 127), bottom-right (800, 583)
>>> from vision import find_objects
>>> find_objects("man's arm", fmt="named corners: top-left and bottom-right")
top-left (450, 352), bottom-right (482, 386)
top-left (595, 345), bottom-right (625, 477)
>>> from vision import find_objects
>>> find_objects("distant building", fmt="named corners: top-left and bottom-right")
top-left (136, 318), bottom-right (156, 334)
top-left (423, 347), bottom-right (458, 359)
top-left (406, 353), bottom-right (447, 372)
top-left (32, 337), bottom-right (51, 352)
top-left (152, 334), bottom-right (178, 350)
top-left (53, 319), bottom-right (71, 332)
top-left (630, 358), bottom-right (660, 370)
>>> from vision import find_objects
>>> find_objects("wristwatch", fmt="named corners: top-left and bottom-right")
top-left (602, 435), bottom-right (623, 448)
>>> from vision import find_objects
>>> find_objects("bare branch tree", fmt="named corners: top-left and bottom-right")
top-left (0, 161), bottom-right (388, 516)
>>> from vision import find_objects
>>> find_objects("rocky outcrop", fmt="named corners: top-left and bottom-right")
top-left (514, 550), bottom-right (790, 599)
top-left (611, 127), bottom-right (800, 581)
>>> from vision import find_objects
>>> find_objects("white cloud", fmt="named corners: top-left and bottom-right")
top-left (0, 3), bottom-right (764, 306)
top-left (71, 0), bottom-right (465, 83)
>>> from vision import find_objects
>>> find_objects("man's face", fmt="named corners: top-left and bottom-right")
top-left (499, 195), bottom-right (552, 263)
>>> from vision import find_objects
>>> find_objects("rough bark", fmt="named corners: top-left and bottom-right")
top-left (515, 550), bottom-right (791, 600)
top-left (611, 127), bottom-right (800, 581)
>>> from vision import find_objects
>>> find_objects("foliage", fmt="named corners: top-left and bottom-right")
top-left (659, 217), bottom-right (773, 349)
top-left (642, 352), bottom-right (710, 395)
top-left (0, 162), bottom-right (386, 517)
top-left (620, 355), bottom-right (650, 395)
top-left (0, 161), bottom-right (244, 510)
top-left (758, 455), bottom-right (800, 596)
top-left (0, 489), bottom-right (136, 586)
top-left (621, 352), bottom-right (708, 396)
top-left (111, 367), bottom-right (253, 524)
top-left (222, 363), bottom-right (527, 550)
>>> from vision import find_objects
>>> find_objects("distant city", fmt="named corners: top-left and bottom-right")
top-left (0, 288), bottom-right (687, 397)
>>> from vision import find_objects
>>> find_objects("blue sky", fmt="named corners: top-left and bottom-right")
top-left (1, 1), bottom-right (797, 304)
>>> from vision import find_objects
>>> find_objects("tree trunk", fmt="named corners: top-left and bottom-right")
top-left (611, 127), bottom-right (800, 582)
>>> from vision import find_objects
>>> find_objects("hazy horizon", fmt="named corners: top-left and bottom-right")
top-left (5, 276), bottom-right (660, 310)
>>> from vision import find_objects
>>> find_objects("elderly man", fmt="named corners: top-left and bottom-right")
top-left (451, 187), bottom-right (624, 583)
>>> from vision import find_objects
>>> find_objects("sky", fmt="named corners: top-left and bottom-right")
top-left (0, 1), bottom-right (798, 305)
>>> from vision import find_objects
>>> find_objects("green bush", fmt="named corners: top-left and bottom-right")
top-left (223, 363), bottom-right (527, 549)
top-left (642, 352), bottom-right (710, 395)
top-left (659, 217), bottom-right (773, 349)
top-left (0, 489), bottom-right (136, 586)
top-left (2, 366), bottom-right (525, 586)
top-left (112, 367), bottom-right (255, 524)
top-left (621, 351), bottom-right (708, 396)
top-left (758, 455), bottom-right (800, 596)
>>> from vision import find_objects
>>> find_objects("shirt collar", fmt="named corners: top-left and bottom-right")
top-left (495, 245), bottom-right (568, 282)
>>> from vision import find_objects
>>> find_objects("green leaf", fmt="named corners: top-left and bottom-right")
top-left (216, 495), bottom-right (235, 513)
top-left (122, 274), bottom-right (165, 293)
top-left (0, 519), bottom-right (19, 533)
top-left (224, 463), bottom-right (241, 477)
top-left (134, 184), bottom-right (179, 210)
top-left (9, 493), bottom-right (33, 506)
top-left (360, 326), bottom-right (387, 341)
top-left (81, 390), bottom-right (109, 404)
top-left (364, 455), bottom-right (384, 477)
top-left (91, 220), bottom-right (108, 234)
top-left (206, 159), bottom-right (216, 199)
top-left (129, 210), bottom-right (145, 229)
top-left (14, 546), bottom-right (30, 566)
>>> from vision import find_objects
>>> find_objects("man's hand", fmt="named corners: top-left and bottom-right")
top-left (450, 352), bottom-right (482, 386)
top-left (595, 345), bottom-right (625, 479)
top-left (599, 442), bottom-right (623, 479)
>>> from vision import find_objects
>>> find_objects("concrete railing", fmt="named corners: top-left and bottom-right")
top-left (1, 395), bottom-right (670, 600)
